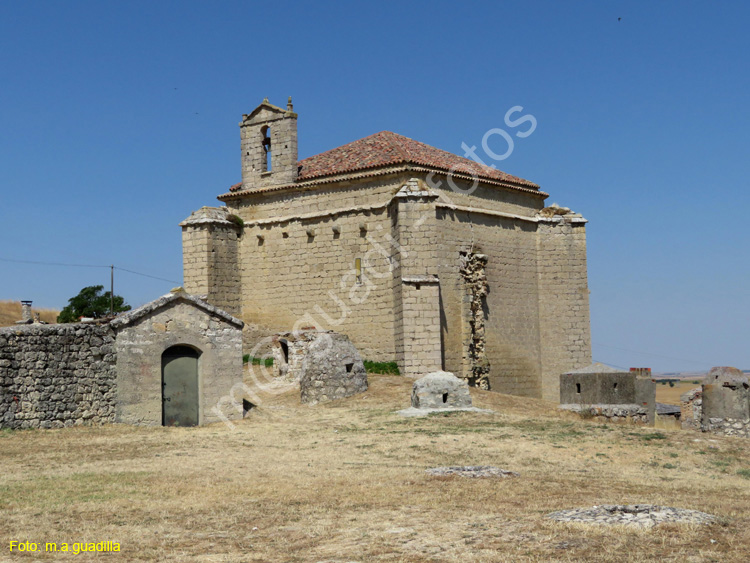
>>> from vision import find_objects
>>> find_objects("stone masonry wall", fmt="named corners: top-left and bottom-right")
top-left (230, 177), bottom-right (403, 362)
top-left (113, 299), bottom-right (243, 426)
top-left (181, 211), bottom-right (241, 317)
top-left (393, 182), bottom-right (443, 378)
top-left (436, 208), bottom-right (542, 397)
top-left (0, 324), bottom-right (117, 429)
top-left (537, 218), bottom-right (592, 401)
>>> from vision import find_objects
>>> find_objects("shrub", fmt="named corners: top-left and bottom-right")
top-left (363, 360), bottom-right (400, 375)
top-left (243, 355), bottom-right (273, 367)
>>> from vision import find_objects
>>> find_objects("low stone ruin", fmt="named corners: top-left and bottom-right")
top-left (546, 504), bottom-right (717, 528)
top-left (559, 362), bottom-right (655, 425)
top-left (682, 366), bottom-right (750, 437)
top-left (412, 370), bottom-right (472, 409)
top-left (398, 371), bottom-right (490, 417)
top-left (276, 330), bottom-right (367, 405)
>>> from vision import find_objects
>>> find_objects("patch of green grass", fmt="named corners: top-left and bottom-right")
top-left (243, 354), bottom-right (273, 367)
top-left (736, 469), bottom-right (750, 479)
top-left (363, 360), bottom-right (400, 375)
top-left (662, 463), bottom-right (677, 469)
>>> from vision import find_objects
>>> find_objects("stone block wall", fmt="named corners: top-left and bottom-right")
top-left (680, 387), bottom-right (702, 431)
top-left (0, 324), bottom-right (117, 429)
top-left (537, 217), bottom-right (592, 401)
top-left (181, 208), bottom-right (241, 316)
top-left (229, 177), bottom-right (403, 362)
top-left (435, 208), bottom-right (542, 396)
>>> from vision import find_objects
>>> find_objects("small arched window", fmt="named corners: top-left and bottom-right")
top-left (261, 126), bottom-right (272, 172)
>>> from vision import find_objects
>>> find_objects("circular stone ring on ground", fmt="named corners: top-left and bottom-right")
top-left (425, 466), bottom-right (519, 478)
top-left (546, 504), bottom-right (717, 528)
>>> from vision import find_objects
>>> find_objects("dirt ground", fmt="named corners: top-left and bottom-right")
top-left (1, 373), bottom-right (749, 562)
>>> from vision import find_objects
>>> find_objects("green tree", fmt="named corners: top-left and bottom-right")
top-left (57, 285), bottom-right (130, 323)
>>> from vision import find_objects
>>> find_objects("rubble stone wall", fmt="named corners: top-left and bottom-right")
top-left (0, 323), bottom-right (117, 429)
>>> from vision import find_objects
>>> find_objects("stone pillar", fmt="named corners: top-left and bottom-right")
top-left (20, 301), bottom-right (32, 322)
top-left (180, 207), bottom-right (241, 316)
top-left (392, 179), bottom-right (442, 378)
top-left (536, 210), bottom-right (592, 402)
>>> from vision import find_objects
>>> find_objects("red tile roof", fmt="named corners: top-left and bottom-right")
top-left (229, 131), bottom-right (539, 192)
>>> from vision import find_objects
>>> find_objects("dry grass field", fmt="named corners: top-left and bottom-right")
top-left (655, 380), bottom-right (705, 406)
top-left (0, 300), bottom-right (59, 327)
top-left (1, 373), bottom-right (749, 562)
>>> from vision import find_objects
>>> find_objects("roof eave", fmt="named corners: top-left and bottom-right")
top-left (219, 164), bottom-right (546, 201)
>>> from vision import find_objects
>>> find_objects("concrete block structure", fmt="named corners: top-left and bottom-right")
top-left (182, 98), bottom-right (593, 399)
top-left (560, 362), bottom-right (655, 424)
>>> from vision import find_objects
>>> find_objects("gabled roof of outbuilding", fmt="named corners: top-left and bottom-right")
top-left (109, 291), bottom-right (243, 330)
top-left (226, 130), bottom-right (539, 195)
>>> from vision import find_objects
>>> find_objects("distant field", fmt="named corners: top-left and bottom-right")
top-left (0, 300), bottom-right (59, 327)
top-left (654, 379), bottom-right (704, 406)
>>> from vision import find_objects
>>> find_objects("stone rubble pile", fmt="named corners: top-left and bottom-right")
top-left (546, 504), bottom-right (717, 528)
top-left (425, 466), bottom-right (519, 478)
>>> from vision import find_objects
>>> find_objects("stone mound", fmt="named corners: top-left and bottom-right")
top-left (546, 504), bottom-right (717, 528)
top-left (425, 466), bottom-right (519, 478)
top-left (412, 371), bottom-right (471, 409)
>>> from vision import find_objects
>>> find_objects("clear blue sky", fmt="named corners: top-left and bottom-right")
top-left (1, 1), bottom-right (748, 372)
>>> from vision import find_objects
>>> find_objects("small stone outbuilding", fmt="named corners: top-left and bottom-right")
top-left (111, 291), bottom-right (244, 426)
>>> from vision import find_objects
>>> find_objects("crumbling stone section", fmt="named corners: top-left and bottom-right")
top-left (704, 417), bottom-right (750, 437)
top-left (426, 466), bottom-right (518, 478)
top-left (0, 323), bottom-right (117, 429)
top-left (681, 387), bottom-right (703, 431)
top-left (459, 251), bottom-right (490, 389)
top-left (412, 371), bottom-right (472, 409)
top-left (295, 331), bottom-right (368, 405)
top-left (546, 505), bottom-right (717, 528)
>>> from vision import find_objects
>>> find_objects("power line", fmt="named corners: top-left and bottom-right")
top-left (0, 256), bottom-right (108, 269)
top-left (0, 256), bottom-right (180, 285)
top-left (593, 342), bottom-right (712, 367)
top-left (114, 267), bottom-right (180, 285)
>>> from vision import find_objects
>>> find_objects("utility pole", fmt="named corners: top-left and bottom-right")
top-left (110, 265), bottom-right (114, 317)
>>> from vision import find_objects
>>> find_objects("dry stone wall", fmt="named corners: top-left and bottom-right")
top-left (0, 324), bottom-right (117, 429)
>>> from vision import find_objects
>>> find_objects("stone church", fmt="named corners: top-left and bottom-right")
top-left (181, 98), bottom-right (591, 400)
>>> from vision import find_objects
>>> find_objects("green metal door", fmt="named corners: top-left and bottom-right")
top-left (162, 345), bottom-right (200, 427)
